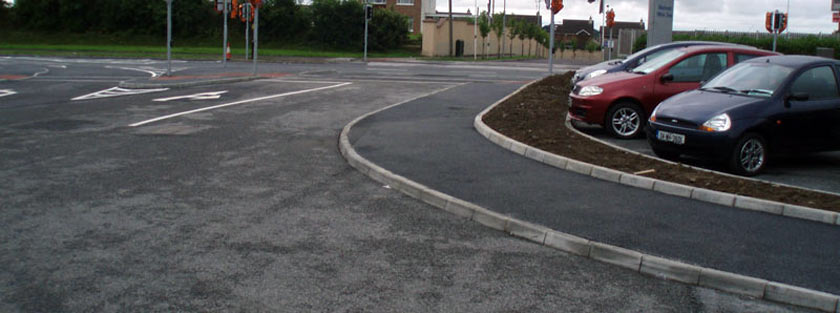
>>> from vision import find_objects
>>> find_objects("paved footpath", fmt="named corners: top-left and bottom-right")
top-left (348, 81), bottom-right (840, 296)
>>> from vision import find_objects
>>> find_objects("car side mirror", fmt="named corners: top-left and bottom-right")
top-left (785, 92), bottom-right (809, 108)
top-left (660, 73), bottom-right (674, 83)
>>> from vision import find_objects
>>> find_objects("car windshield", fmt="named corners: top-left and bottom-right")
top-left (631, 50), bottom-right (686, 74)
top-left (702, 63), bottom-right (794, 97)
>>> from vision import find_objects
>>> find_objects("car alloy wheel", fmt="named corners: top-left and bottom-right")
top-left (729, 133), bottom-right (767, 176)
top-left (606, 102), bottom-right (644, 139)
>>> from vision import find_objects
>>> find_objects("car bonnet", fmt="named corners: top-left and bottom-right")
top-left (655, 89), bottom-right (765, 125)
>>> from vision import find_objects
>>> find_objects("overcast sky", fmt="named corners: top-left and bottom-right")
top-left (437, 0), bottom-right (839, 34)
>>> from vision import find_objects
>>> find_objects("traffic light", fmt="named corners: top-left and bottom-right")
top-left (231, 0), bottom-right (239, 18)
top-left (606, 9), bottom-right (615, 28)
top-left (365, 5), bottom-right (373, 20)
top-left (551, 0), bottom-right (563, 15)
top-left (778, 13), bottom-right (788, 33)
top-left (765, 12), bottom-right (773, 33)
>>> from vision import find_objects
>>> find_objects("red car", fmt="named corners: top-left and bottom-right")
top-left (569, 45), bottom-right (779, 138)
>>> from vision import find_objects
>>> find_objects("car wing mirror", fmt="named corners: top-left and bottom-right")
top-left (785, 92), bottom-right (809, 108)
top-left (660, 73), bottom-right (674, 83)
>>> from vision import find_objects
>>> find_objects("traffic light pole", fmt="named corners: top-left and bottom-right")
top-left (364, 4), bottom-right (369, 62)
top-left (253, 5), bottom-right (258, 76)
top-left (245, 3), bottom-right (250, 60)
top-left (223, 0), bottom-right (228, 67)
top-left (772, 10), bottom-right (778, 52)
top-left (165, 0), bottom-right (173, 76)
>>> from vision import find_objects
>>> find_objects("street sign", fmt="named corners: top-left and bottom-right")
top-left (833, 0), bottom-right (840, 11)
top-left (834, 11), bottom-right (840, 22)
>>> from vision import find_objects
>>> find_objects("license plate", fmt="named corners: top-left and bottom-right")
top-left (656, 130), bottom-right (685, 145)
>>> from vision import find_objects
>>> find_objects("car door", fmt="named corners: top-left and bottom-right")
top-left (778, 65), bottom-right (840, 152)
top-left (652, 52), bottom-right (728, 106)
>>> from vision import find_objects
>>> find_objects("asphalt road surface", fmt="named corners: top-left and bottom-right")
top-left (0, 56), bottom-right (816, 312)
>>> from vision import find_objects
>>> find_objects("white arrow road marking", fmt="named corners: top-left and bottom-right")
top-left (72, 87), bottom-right (169, 101)
top-left (130, 82), bottom-right (351, 127)
top-left (153, 91), bottom-right (228, 102)
top-left (0, 89), bottom-right (18, 98)
top-left (47, 65), bottom-right (67, 69)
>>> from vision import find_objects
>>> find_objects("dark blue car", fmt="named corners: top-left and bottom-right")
top-left (572, 41), bottom-right (746, 85)
top-left (646, 55), bottom-right (840, 176)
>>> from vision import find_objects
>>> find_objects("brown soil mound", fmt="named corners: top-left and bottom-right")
top-left (482, 73), bottom-right (840, 212)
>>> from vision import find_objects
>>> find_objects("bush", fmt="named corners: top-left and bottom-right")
top-left (310, 0), bottom-right (364, 49)
top-left (368, 7), bottom-right (409, 51)
top-left (632, 32), bottom-right (840, 59)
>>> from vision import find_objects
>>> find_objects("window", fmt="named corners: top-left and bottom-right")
top-left (407, 17), bottom-right (414, 32)
top-left (371, 0), bottom-right (385, 4)
top-left (735, 53), bottom-right (760, 64)
top-left (790, 66), bottom-right (839, 100)
top-left (397, 0), bottom-right (414, 5)
top-left (668, 53), bottom-right (727, 82)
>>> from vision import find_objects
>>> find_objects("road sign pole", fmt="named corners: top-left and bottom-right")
top-left (253, 5), bottom-right (258, 76)
top-left (364, 4), bottom-right (369, 62)
top-left (245, 4), bottom-right (250, 60)
top-left (772, 10), bottom-right (778, 52)
top-left (223, 0), bottom-right (228, 67)
top-left (166, 0), bottom-right (173, 76)
top-left (549, 12), bottom-right (554, 74)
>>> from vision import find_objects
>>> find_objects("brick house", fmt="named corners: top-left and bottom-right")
top-left (554, 18), bottom-right (596, 49)
top-left (367, 0), bottom-right (434, 34)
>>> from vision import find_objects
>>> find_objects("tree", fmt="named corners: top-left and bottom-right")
top-left (517, 21), bottom-right (527, 56)
top-left (490, 13), bottom-right (504, 58)
top-left (507, 19), bottom-right (518, 56)
top-left (524, 22), bottom-right (538, 56)
top-left (478, 11), bottom-right (491, 59)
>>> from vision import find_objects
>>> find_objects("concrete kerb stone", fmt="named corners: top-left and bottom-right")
top-left (699, 268), bottom-right (768, 298)
top-left (764, 282), bottom-right (840, 312)
top-left (640, 255), bottom-right (701, 285)
top-left (590, 166), bottom-right (622, 183)
top-left (653, 180), bottom-right (693, 198)
top-left (471, 208), bottom-right (510, 232)
top-left (565, 159), bottom-right (593, 176)
top-left (523, 147), bottom-right (547, 163)
top-left (505, 218), bottom-right (549, 244)
top-left (589, 242), bottom-right (643, 272)
top-left (619, 173), bottom-right (656, 190)
top-left (118, 76), bottom-right (261, 89)
top-left (543, 153), bottom-right (569, 169)
top-left (783, 204), bottom-right (839, 224)
top-left (734, 196), bottom-right (784, 215)
top-left (419, 187), bottom-right (453, 210)
top-left (544, 231), bottom-right (591, 257)
top-left (509, 141), bottom-right (528, 155)
top-left (443, 198), bottom-right (477, 219)
top-left (691, 188), bottom-right (736, 207)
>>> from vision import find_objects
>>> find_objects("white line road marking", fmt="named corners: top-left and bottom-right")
top-left (0, 89), bottom-right (18, 98)
top-left (153, 91), bottom-right (228, 102)
top-left (47, 65), bottom-right (67, 69)
top-left (72, 87), bottom-right (169, 101)
top-left (129, 82), bottom-right (352, 127)
top-left (33, 68), bottom-right (49, 77)
top-left (105, 66), bottom-right (163, 78)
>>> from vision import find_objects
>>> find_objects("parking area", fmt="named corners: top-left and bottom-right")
top-left (573, 121), bottom-right (840, 194)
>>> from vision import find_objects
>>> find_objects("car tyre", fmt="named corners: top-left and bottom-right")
top-left (606, 102), bottom-right (645, 139)
top-left (728, 133), bottom-right (768, 176)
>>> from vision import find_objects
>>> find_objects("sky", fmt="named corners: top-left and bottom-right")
top-left (436, 0), bottom-right (840, 34)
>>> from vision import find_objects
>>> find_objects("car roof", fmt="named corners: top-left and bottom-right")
top-left (742, 55), bottom-right (840, 68)
top-left (675, 45), bottom-right (776, 54)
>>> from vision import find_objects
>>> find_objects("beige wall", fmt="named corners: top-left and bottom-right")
top-left (422, 18), bottom-right (547, 58)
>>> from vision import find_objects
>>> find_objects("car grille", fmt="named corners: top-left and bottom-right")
top-left (657, 116), bottom-right (698, 128)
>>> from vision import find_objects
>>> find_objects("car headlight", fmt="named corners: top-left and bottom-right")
top-left (586, 69), bottom-right (607, 79)
top-left (700, 113), bottom-right (731, 132)
top-left (649, 104), bottom-right (662, 122)
top-left (578, 86), bottom-right (603, 96)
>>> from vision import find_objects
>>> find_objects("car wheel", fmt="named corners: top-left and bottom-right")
top-left (606, 102), bottom-right (645, 139)
top-left (728, 133), bottom-right (768, 176)
top-left (652, 147), bottom-right (680, 161)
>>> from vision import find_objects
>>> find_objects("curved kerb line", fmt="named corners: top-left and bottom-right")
top-left (472, 90), bottom-right (840, 227)
top-left (129, 82), bottom-right (351, 127)
top-left (339, 79), bottom-right (840, 312)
